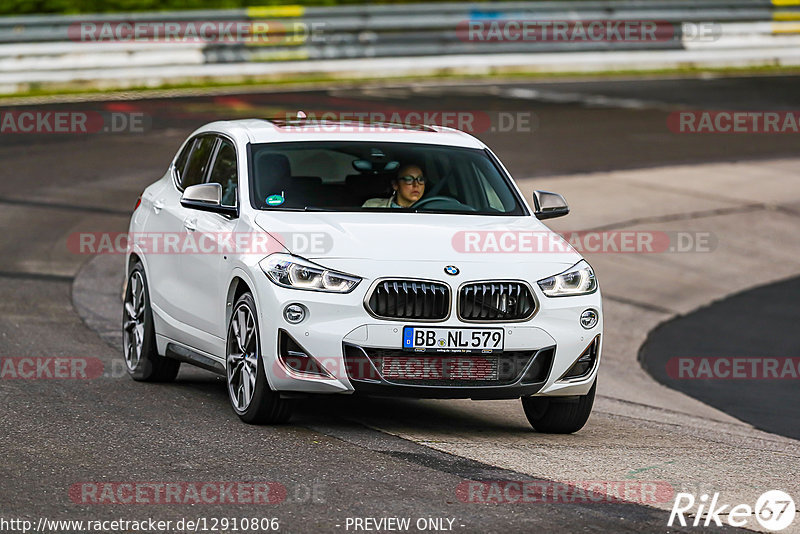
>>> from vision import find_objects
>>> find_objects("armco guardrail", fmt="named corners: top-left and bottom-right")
top-left (1, 0), bottom-right (799, 94)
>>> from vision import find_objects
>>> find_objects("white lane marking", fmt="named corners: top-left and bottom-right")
top-left (340, 84), bottom-right (676, 110)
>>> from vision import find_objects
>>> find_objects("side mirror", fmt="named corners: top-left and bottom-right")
top-left (181, 183), bottom-right (237, 217)
top-left (532, 190), bottom-right (569, 220)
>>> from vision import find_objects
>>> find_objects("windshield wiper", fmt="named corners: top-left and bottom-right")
top-left (302, 206), bottom-right (336, 212)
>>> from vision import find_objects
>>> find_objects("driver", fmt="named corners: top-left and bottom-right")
top-left (362, 164), bottom-right (425, 208)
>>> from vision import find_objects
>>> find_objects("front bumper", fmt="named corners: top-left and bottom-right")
top-left (342, 343), bottom-right (555, 399)
top-left (254, 273), bottom-right (603, 399)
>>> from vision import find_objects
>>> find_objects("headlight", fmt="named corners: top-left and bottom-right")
top-left (260, 254), bottom-right (361, 293)
top-left (537, 260), bottom-right (597, 297)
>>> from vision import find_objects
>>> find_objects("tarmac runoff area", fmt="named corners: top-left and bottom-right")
top-left (74, 156), bottom-right (800, 532)
top-left (359, 157), bottom-right (800, 527)
top-left (641, 275), bottom-right (800, 441)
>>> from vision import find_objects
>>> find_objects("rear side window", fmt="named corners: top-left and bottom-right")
top-left (180, 135), bottom-right (216, 190)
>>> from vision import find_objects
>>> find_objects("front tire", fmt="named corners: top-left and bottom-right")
top-left (521, 380), bottom-right (596, 434)
top-left (226, 293), bottom-right (292, 424)
top-left (122, 262), bottom-right (180, 382)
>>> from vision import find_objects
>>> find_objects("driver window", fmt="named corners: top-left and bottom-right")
top-left (181, 135), bottom-right (216, 190)
top-left (207, 138), bottom-right (238, 207)
top-left (174, 142), bottom-right (192, 186)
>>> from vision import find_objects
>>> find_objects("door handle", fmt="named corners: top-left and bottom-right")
top-left (153, 199), bottom-right (164, 214)
top-left (184, 218), bottom-right (197, 232)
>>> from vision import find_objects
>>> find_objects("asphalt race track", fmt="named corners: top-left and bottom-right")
top-left (640, 275), bottom-right (800, 441)
top-left (1, 75), bottom-right (799, 532)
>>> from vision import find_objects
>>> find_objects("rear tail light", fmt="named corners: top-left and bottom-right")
top-left (134, 196), bottom-right (142, 211)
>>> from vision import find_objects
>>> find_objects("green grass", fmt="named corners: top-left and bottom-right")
top-left (2, 0), bottom-right (587, 16)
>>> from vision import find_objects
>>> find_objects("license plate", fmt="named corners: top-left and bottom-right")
top-left (402, 326), bottom-right (504, 353)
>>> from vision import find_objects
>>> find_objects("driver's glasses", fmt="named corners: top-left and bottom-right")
top-left (398, 175), bottom-right (425, 185)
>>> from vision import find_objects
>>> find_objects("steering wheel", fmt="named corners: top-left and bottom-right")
top-left (412, 195), bottom-right (475, 211)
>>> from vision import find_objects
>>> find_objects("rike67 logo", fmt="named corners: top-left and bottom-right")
top-left (669, 490), bottom-right (796, 531)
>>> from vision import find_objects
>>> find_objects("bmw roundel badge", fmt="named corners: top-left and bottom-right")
top-left (444, 265), bottom-right (460, 276)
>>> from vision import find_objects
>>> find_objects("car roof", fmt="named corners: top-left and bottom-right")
top-left (194, 118), bottom-right (488, 149)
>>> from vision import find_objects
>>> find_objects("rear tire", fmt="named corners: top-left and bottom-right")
top-left (122, 262), bottom-right (180, 382)
top-left (226, 293), bottom-right (292, 424)
top-left (521, 380), bottom-right (596, 434)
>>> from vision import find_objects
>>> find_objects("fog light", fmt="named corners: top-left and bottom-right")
top-left (283, 304), bottom-right (307, 324)
top-left (580, 309), bottom-right (598, 329)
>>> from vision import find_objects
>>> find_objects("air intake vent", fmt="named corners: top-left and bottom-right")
top-left (345, 345), bottom-right (536, 386)
top-left (458, 281), bottom-right (536, 322)
top-left (366, 279), bottom-right (450, 321)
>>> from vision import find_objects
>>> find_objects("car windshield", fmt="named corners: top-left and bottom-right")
top-left (248, 141), bottom-right (525, 215)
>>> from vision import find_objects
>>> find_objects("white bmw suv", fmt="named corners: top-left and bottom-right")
top-left (123, 118), bottom-right (602, 433)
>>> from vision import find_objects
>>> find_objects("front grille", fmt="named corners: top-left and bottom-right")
top-left (458, 281), bottom-right (536, 322)
top-left (366, 279), bottom-right (450, 321)
top-left (345, 345), bottom-right (535, 386)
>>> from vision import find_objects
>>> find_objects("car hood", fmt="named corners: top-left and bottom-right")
top-left (253, 212), bottom-right (582, 267)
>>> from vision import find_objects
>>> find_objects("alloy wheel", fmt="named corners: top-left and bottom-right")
top-left (123, 271), bottom-right (146, 370)
top-left (227, 303), bottom-right (259, 412)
